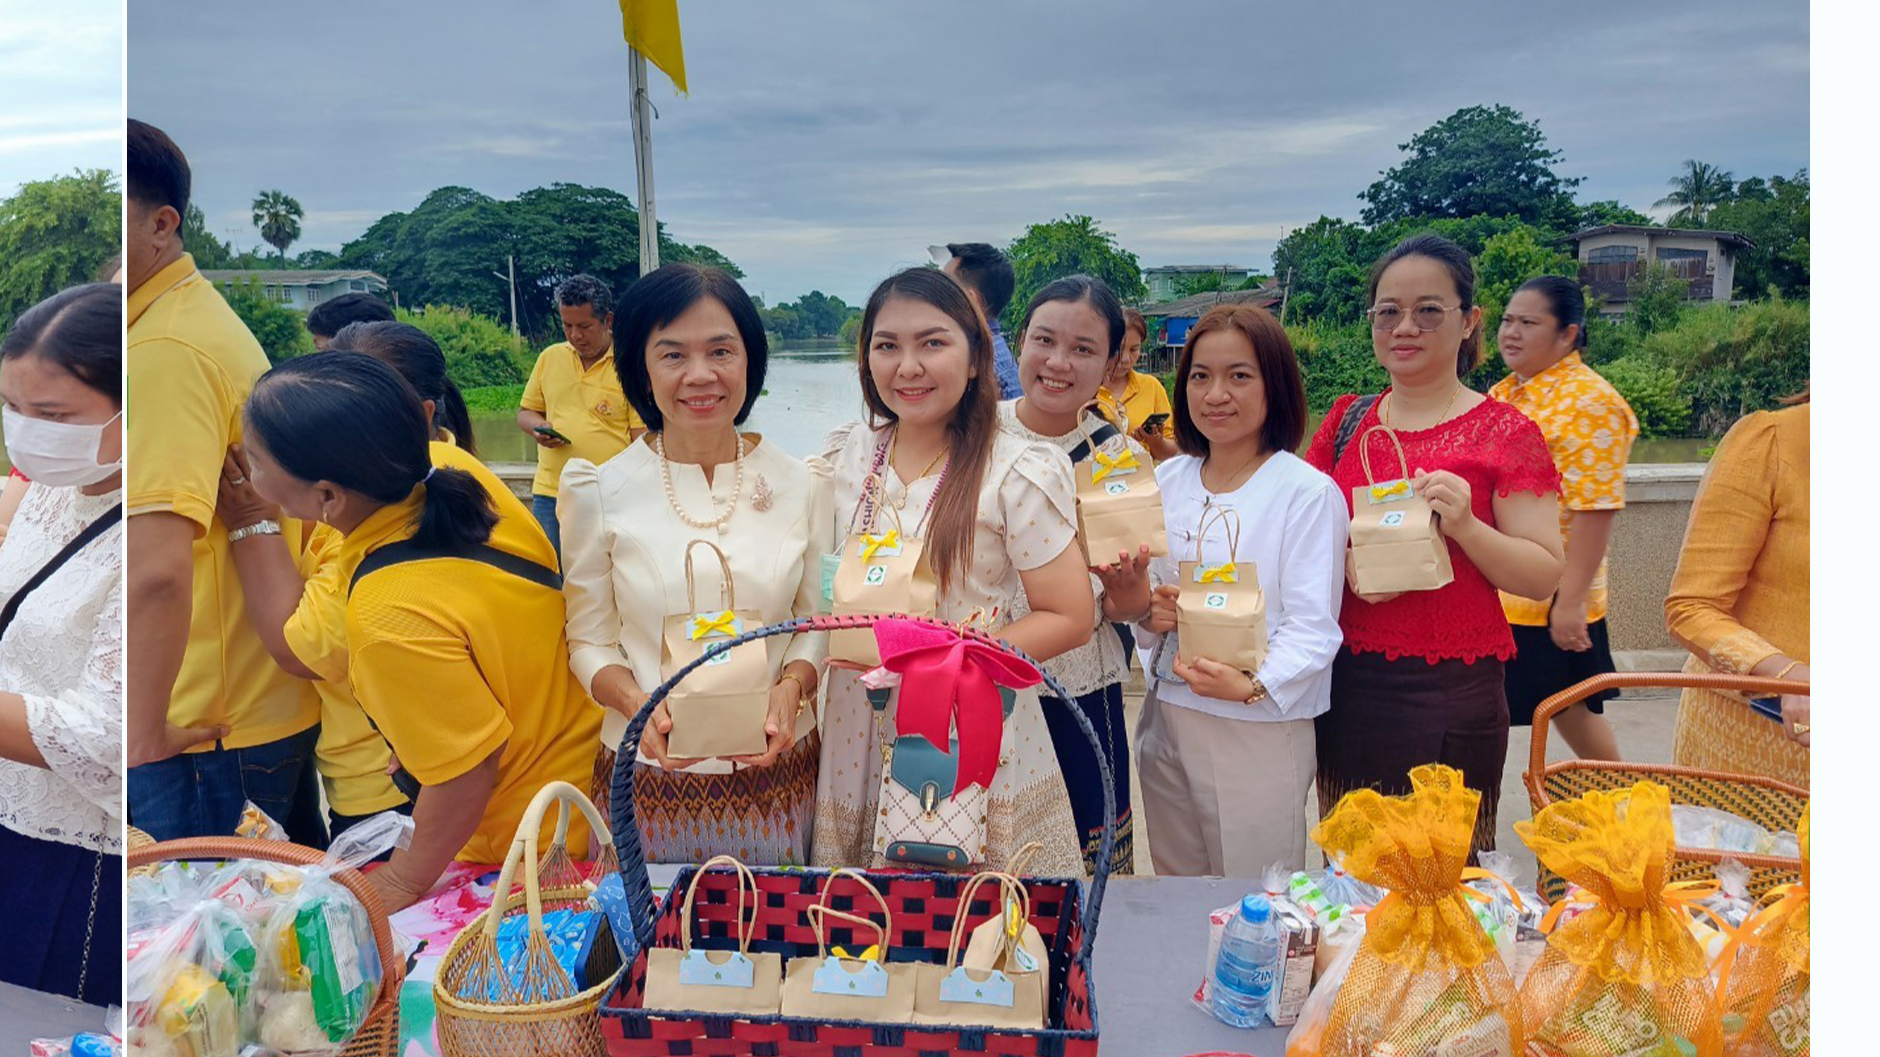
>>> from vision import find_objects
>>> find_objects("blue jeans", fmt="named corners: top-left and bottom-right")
top-left (128, 725), bottom-right (324, 845)
top-left (531, 493), bottom-right (562, 562)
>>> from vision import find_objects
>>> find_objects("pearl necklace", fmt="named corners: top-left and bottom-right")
top-left (656, 431), bottom-right (746, 530)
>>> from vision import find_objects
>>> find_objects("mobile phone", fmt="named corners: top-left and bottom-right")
top-left (1747, 694), bottom-right (1785, 723)
top-left (533, 424), bottom-right (573, 444)
top-left (391, 766), bottom-right (424, 800)
top-left (1140, 412), bottom-right (1170, 432)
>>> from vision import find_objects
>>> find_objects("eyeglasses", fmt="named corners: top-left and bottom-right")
top-left (1366, 302), bottom-right (1462, 332)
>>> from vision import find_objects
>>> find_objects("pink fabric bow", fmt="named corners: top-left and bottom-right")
top-left (875, 618), bottom-right (1042, 794)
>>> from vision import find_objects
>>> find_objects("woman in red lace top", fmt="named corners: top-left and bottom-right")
top-left (1304, 234), bottom-right (1563, 853)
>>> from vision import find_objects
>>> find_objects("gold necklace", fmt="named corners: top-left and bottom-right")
top-left (1382, 383), bottom-right (1463, 431)
top-left (887, 430), bottom-right (947, 509)
top-left (1203, 447), bottom-right (1269, 494)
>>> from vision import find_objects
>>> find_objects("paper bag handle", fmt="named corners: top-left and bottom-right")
top-left (944, 869), bottom-right (1032, 971)
top-left (1191, 503), bottom-right (1243, 566)
top-left (678, 855), bottom-right (760, 954)
top-left (815, 867), bottom-right (894, 935)
top-left (808, 904), bottom-right (888, 960)
top-left (1356, 423), bottom-right (1412, 489)
top-left (682, 538), bottom-right (738, 614)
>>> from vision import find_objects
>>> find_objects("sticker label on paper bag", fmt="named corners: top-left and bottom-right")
top-left (677, 949), bottom-right (757, 989)
top-left (864, 565), bottom-right (888, 586)
top-left (1204, 592), bottom-right (1228, 609)
top-left (812, 955), bottom-right (890, 997)
top-left (1104, 480), bottom-right (1130, 495)
top-left (1380, 510), bottom-right (1406, 527)
top-left (938, 966), bottom-right (1016, 1007)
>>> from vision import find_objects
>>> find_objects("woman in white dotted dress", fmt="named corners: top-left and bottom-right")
top-left (810, 268), bottom-right (1092, 876)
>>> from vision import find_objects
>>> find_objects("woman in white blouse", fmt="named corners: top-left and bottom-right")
top-left (560, 264), bottom-right (833, 865)
top-left (0, 283), bottom-right (124, 1003)
top-left (998, 274), bottom-right (1150, 876)
top-left (1134, 303), bottom-right (1348, 876)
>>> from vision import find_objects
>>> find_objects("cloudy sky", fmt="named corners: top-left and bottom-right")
top-left (130, 1), bottom-right (1806, 306)
top-left (0, 1), bottom-right (121, 195)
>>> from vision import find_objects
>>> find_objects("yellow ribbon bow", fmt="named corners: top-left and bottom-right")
top-left (1090, 448), bottom-right (1139, 483)
top-left (688, 610), bottom-right (738, 641)
top-left (1369, 479), bottom-right (1410, 502)
top-left (859, 529), bottom-right (900, 561)
top-left (1197, 562), bottom-right (1238, 584)
top-left (1538, 879), bottom-right (1725, 934)
top-left (831, 944), bottom-right (881, 962)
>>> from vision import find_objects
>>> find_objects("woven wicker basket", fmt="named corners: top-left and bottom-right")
top-left (125, 836), bottom-right (403, 1057)
top-left (598, 613), bottom-right (1114, 1057)
top-left (434, 780), bottom-right (627, 1057)
top-left (1524, 671), bottom-right (1809, 902)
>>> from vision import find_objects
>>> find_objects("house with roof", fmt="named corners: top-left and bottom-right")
top-left (1142, 264), bottom-right (1255, 302)
top-left (1564, 225), bottom-right (1753, 314)
top-left (1129, 284), bottom-right (1285, 372)
top-left (202, 269), bottom-right (392, 313)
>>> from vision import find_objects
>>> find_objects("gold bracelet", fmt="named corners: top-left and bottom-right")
top-left (1773, 659), bottom-right (1803, 681)
top-left (780, 672), bottom-right (815, 718)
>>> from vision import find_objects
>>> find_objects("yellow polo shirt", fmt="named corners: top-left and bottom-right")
top-left (520, 342), bottom-right (643, 497)
top-left (341, 454), bottom-right (601, 864)
top-left (287, 441), bottom-right (545, 819)
top-left (1096, 370), bottom-right (1174, 438)
top-left (127, 254), bottom-right (318, 750)
top-left (1490, 351), bottom-right (1639, 626)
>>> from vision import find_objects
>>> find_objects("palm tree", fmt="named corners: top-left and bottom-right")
top-left (1654, 161), bottom-right (1735, 227)
top-left (251, 190), bottom-right (305, 261)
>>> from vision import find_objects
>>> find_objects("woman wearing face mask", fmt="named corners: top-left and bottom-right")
top-left (0, 283), bottom-right (125, 1004)
top-left (1304, 235), bottom-right (1563, 855)
top-left (215, 321), bottom-right (488, 842)
top-left (812, 267), bottom-right (1094, 875)
top-left (235, 352), bottom-right (602, 910)
top-left (1133, 304), bottom-right (1347, 875)
top-left (1096, 307), bottom-right (1179, 462)
top-left (558, 264), bottom-right (832, 865)
top-left (998, 274), bottom-right (1148, 876)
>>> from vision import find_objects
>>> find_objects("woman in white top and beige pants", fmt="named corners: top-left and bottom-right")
top-left (560, 265), bottom-right (833, 865)
top-left (1130, 305), bottom-right (1347, 877)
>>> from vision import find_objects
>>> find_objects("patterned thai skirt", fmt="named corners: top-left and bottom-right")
top-left (590, 732), bottom-right (820, 866)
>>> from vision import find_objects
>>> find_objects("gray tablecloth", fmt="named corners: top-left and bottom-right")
top-left (0, 981), bottom-right (108, 1049)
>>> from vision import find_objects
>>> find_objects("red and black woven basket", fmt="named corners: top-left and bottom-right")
top-left (600, 613), bottom-right (1114, 1056)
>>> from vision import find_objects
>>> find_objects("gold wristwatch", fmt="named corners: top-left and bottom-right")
top-left (1240, 671), bottom-right (1269, 706)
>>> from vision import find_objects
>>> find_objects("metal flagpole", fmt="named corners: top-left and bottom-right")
top-left (629, 47), bottom-right (659, 274)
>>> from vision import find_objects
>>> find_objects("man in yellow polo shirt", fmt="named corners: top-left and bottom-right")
top-left (124, 120), bottom-right (321, 842)
top-left (516, 274), bottom-right (644, 557)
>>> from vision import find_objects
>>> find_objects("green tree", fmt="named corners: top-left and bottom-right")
top-left (1595, 358), bottom-right (1691, 438)
top-left (1173, 271), bottom-right (1231, 297)
top-left (251, 190), bottom-right (305, 261)
top-left (1654, 160), bottom-right (1736, 227)
top-left (1474, 225), bottom-right (1580, 312)
top-left (294, 248), bottom-right (342, 269)
top-left (1643, 298), bottom-right (1809, 435)
top-left (1571, 199), bottom-right (1654, 230)
top-left (1626, 262), bottom-right (1690, 337)
top-left (395, 305), bottom-right (530, 388)
top-left (1358, 105), bottom-right (1583, 227)
top-left (181, 203), bottom-right (237, 268)
top-left (219, 278), bottom-right (315, 363)
top-left (1270, 217), bottom-right (1376, 325)
top-left (1707, 170), bottom-right (1809, 298)
top-left (0, 169), bottom-right (122, 331)
top-left (1001, 215), bottom-right (1149, 333)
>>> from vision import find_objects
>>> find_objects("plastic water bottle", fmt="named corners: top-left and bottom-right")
top-left (1211, 893), bottom-right (1281, 1028)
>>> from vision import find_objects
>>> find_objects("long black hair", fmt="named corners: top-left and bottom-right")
top-left (1368, 233), bottom-right (1481, 378)
top-left (0, 283), bottom-right (122, 404)
top-left (1512, 275), bottom-right (1589, 350)
top-left (1017, 273), bottom-right (1126, 359)
top-left (246, 353), bottom-right (496, 550)
top-left (332, 320), bottom-right (479, 455)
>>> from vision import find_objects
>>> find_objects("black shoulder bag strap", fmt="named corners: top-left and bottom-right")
top-left (344, 538), bottom-right (561, 802)
top-left (0, 505), bottom-right (121, 641)
top-left (1332, 394), bottom-right (1381, 464)
top-left (1067, 420), bottom-right (1125, 465)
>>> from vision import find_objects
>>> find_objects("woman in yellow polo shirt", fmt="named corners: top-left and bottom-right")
top-left (1096, 308), bottom-right (1179, 461)
top-left (231, 352), bottom-right (601, 910)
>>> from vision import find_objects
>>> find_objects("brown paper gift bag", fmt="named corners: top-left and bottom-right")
top-left (1346, 424), bottom-right (1454, 595)
top-left (1175, 505), bottom-right (1268, 672)
top-left (661, 540), bottom-right (772, 759)
top-left (958, 846), bottom-right (1051, 1013)
top-left (644, 856), bottom-right (784, 1017)
top-left (830, 474), bottom-right (939, 668)
top-left (780, 870), bottom-right (916, 1022)
top-left (912, 871), bottom-right (1047, 1029)
top-left (1075, 438), bottom-right (1168, 564)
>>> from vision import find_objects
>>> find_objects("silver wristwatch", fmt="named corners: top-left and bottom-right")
top-left (227, 519), bottom-right (283, 543)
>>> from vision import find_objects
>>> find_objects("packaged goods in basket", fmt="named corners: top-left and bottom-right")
top-left (1715, 805), bottom-right (1809, 1057)
top-left (912, 869), bottom-right (1048, 1029)
top-left (1308, 854), bottom-right (1386, 914)
top-left (1464, 851), bottom-right (1546, 979)
top-left (780, 868), bottom-right (918, 1022)
top-left (1515, 780), bottom-right (1723, 1057)
top-left (1672, 805), bottom-right (1799, 858)
top-left (1690, 860), bottom-right (1757, 967)
top-left (1283, 764), bottom-right (1522, 1057)
top-left (959, 850), bottom-right (1053, 1012)
top-left (125, 812), bottom-right (412, 1057)
top-left (643, 856), bottom-right (784, 1017)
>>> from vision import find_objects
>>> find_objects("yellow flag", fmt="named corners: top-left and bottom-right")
top-left (617, 0), bottom-right (688, 94)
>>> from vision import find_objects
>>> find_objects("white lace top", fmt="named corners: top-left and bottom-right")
top-left (0, 483), bottom-right (123, 854)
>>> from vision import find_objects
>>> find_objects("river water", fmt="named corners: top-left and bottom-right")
top-left (466, 343), bottom-right (1708, 466)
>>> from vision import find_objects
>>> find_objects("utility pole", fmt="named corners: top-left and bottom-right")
top-left (630, 49), bottom-right (659, 275)
top-left (491, 254), bottom-right (520, 338)
top-left (1279, 266), bottom-right (1295, 326)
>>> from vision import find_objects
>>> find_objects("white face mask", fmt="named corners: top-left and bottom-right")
top-left (2, 407), bottom-right (123, 488)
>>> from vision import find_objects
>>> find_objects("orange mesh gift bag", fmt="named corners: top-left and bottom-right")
top-left (1716, 804), bottom-right (1808, 1057)
top-left (1288, 764), bottom-right (1522, 1057)
top-left (1515, 780), bottom-right (1724, 1057)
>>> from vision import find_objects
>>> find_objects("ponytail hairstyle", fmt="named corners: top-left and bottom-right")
top-left (856, 267), bottom-right (997, 593)
top-left (1017, 273), bottom-right (1127, 361)
top-left (246, 353), bottom-right (496, 551)
top-left (1368, 233), bottom-right (1481, 378)
top-left (332, 320), bottom-right (479, 456)
top-left (1513, 275), bottom-right (1588, 350)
